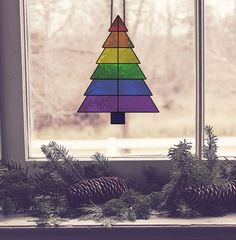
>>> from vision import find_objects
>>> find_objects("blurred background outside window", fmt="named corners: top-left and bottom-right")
top-left (205, 0), bottom-right (236, 156)
top-left (27, 0), bottom-right (236, 158)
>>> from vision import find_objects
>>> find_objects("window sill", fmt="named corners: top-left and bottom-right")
top-left (0, 214), bottom-right (235, 240)
top-left (0, 213), bottom-right (235, 227)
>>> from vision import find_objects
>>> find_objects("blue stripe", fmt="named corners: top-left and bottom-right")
top-left (85, 80), bottom-right (117, 95)
top-left (119, 80), bottom-right (152, 95)
top-left (85, 80), bottom-right (152, 96)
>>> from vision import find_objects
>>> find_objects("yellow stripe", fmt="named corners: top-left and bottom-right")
top-left (97, 48), bottom-right (140, 64)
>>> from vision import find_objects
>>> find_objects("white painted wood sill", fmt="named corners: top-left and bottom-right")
top-left (0, 214), bottom-right (235, 227)
top-left (0, 214), bottom-right (235, 240)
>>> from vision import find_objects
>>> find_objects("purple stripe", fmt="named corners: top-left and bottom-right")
top-left (78, 96), bottom-right (159, 113)
top-left (78, 96), bottom-right (117, 112)
top-left (119, 96), bottom-right (159, 112)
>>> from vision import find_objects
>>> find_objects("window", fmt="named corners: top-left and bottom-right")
top-left (1, 0), bottom-right (236, 163)
top-left (27, 0), bottom-right (195, 158)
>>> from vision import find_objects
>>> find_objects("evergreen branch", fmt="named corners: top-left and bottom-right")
top-left (80, 204), bottom-right (104, 220)
top-left (80, 204), bottom-right (117, 228)
top-left (91, 152), bottom-right (112, 176)
top-left (33, 195), bottom-right (69, 226)
top-left (41, 141), bottom-right (85, 184)
top-left (0, 158), bottom-right (28, 177)
top-left (203, 125), bottom-right (218, 167)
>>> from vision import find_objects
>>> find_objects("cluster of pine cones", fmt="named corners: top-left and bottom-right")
top-left (67, 175), bottom-right (236, 207)
top-left (68, 176), bottom-right (128, 205)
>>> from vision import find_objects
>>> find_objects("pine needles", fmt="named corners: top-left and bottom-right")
top-left (0, 159), bottom-right (34, 213)
top-left (0, 126), bottom-right (235, 225)
top-left (80, 189), bottom-right (157, 224)
top-left (157, 126), bottom-right (236, 217)
top-left (0, 141), bottom-right (115, 225)
top-left (41, 141), bottom-right (85, 184)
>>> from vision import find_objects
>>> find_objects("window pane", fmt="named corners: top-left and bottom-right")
top-left (205, 0), bottom-right (236, 156)
top-left (27, 0), bottom-right (195, 157)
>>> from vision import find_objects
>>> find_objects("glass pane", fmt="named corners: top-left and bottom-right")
top-left (205, 0), bottom-right (236, 156)
top-left (27, 0), bottom-right (195, 157)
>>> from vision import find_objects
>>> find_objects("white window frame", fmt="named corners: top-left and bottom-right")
top-left (0, 0), bottom-right (29, 165)
top-left (0, 0), bottom-right (221, 174)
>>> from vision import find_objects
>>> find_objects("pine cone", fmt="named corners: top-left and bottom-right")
top-left (183, 181), bottom-right (236, 204)
top-left (68, 177), bottom-right (128, 205)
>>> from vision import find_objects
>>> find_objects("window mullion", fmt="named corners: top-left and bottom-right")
top-left (195, 0), bottom-right (205, 159)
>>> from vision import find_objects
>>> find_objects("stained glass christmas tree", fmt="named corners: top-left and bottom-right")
top-left (78, 15), bottom-right (159, 124)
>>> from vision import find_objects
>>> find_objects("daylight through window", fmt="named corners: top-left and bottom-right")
top-left (28, 0), bottom-right (196, 157)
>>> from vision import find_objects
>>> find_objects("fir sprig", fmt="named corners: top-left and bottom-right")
top-left (33, 195), bottom-right (68, 226)
top-left (91, 152), bottom-right (112, 176)
top-left (204, 126), bottom-right (234, 184)
top-left (41, 141), bottom-right (85, 184)
top-left (0, 159), bottom-right (34, 213)
top-left (158, 140), bottom-right (211, 214)
top-left (204, 125), bottom-right (218, 169)
top-left (157, 126), bottom-right (236, 217)
top-left (80, 189), bottom-right (155, 226)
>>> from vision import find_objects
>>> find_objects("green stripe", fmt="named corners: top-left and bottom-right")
top-left (91, 64), bottom-right (146, 80)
